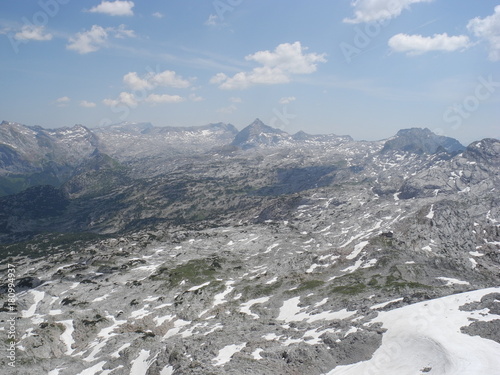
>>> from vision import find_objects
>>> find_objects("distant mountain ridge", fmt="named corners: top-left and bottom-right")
top-left (231, 118), bottom-right (353, 150)
top-left (381, 128), bottom-right (465, 155)
top-left (0, 119), bottom-right (468, 197)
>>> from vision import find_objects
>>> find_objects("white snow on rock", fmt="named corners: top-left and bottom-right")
top-left (346, 241), bottom-right (369, 260)
top-left (21, 290), bottom-right (45, 318)
top-left (370, 297), bottom-right (404, 310)
top-left (110, 343), bottom-right (131, 358)
top-left (130, 305), bottom-right (153, 320)
top-left (48, 368), bottom-right (66, 375)
top-left (213, 280), bottom-right (235, 306)
top-left (239, 296), bottom-right (270, 319)
top-left (76, 361), bottom-right (106, 375)
top-left (436, 277), bottom-right (470, 286)
top-left (470, 258), bottom-right (478, 268)
top-left (265, 276), bottom-right (278, 284)
top-left (322, 287), bottom-right (500, 375)
top-left (130, 349), bottom-right (159, 375)
top-left (163, 319), bottom-right (191, 339)
top-left (57, 320), bottom-right (75, 355)
top-left (277, 297), bottom-right (356, 323)
top-left (188, 281), bottom-right (211, 292)
top-left (212, 343), bottom-right (247, 366)
top-left (426, 204), bottom-right (435, 219)
top-left (159, 365), bottom-right (174, 375)
top-left (92, 293), bottom-right (110, 303)
top-left (252, 348), bottom-right (264, 360)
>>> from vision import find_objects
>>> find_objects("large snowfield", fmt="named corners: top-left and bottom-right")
top-left (324, 287), bottom-right (500, 375)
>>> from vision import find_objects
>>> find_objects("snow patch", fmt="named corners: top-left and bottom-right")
top-left (239, 297), bottom-right (270, 319)
top-left (346, 241), bottom-right (369, 260)
top-left (277, 297), bottom-right (356, 323)
top-left (323, 287), bottom-right (500, 375)
top-left (213, 280), bottom-right (235, 306)
top-left (436, 277), bottom-right (470, 286)
top-left (188, 281), bottom-right (210, 292)
top-left (212, 343), bottom-right (247, 366)
top-left (370, 298), bottom-right (404, 310)
top-left (426, 204), bottom-right (434, 219)
top-left (110, 343), bottom-right (131, 358)
top-left (22, 290), bottom-right (45, 318)
top-left (76, 361), bottom-right (106, 375)
top-left (160, 365), bottom-right (175, 375)
top-left (130, 350), bottom-right (159, 375)
top-left (57, 320), bottom-right (75, 355)
top-left (252, 348), bottom-right (264, 360)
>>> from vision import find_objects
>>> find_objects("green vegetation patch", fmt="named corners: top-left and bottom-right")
top-left (153, 256), bottom-right (224, 287)
top-left (332, 283), bottom-right (366, 295)
top-left (285, 279), bottom-right (325, 295)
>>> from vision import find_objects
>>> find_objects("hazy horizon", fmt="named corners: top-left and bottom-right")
top-left (1, 1), bottom-right (499, 145)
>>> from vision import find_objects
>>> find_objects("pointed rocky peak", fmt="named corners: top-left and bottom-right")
top-left (292, 130), bottom-right (311, 140)
top-left (231, 119), bottom-right (289, 149)
top-left (381, 128), bottom-right (465, 155)
top-left (246, 118), bottom-right (285, 134)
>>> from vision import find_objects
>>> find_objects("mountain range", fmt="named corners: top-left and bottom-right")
top-left (0, 118), bottom-right (499, 375)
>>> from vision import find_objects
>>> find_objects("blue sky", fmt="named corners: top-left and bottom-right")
top-left (0, 0), bottom-right (499, 143)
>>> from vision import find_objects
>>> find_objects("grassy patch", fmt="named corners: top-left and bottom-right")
top-left (285, 279), bottom-right (325, 295)
top-left (153, 256), bottom-right (224, 287)
top-left (331, 283), bottom-right (366, 295)
top-left (245, 281), bottom-right (282, 298)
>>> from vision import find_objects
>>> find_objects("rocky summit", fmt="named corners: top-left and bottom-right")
top-left (0, 120), bottom-right (499, 375)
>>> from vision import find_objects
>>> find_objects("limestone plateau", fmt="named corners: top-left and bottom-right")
top-left (0, 119), bottom-right (499, 375)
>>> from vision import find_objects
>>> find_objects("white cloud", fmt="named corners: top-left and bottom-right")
top-left (114, 24), bottom-right (136, 38)
top-left (88, 1), bottom-right (134, 16)
top-left (188, 93), bottom-right (204, 102)
top-left (145, 94), bottom-right (185, 104)
top-left (467, 5), bottom-right (500, 61)
top-left (344, 0), bottom-right (433, 24)
top-left (211, 42), bottom-right (326, 90)
top-left (209, 73), bottom-right (228, 85)
top-left (153, 70), bottom-right (191, 88)
top-left (229, 97), bottom-right (242, 103)
top-left (80, 100), bottom-right (96, 108)
top-left (217, 104), bottom-right (237, 114)
top-left (67, 25), bottom-right (108, 54)
top-left (152, 12), bottom-right (164, 19)
top-left (279, 96), bottom-right (296, 104)
top-left (123, 72), bottom-right (154, 90)
top-left (103, 92), bottom-right (137, 107)
top-left (54, 96), bottom-right (70, 107)
top-left (388, 33), bottom-right (471, 55)
top-left (15, 25), bottom-right (52, 41)
top-left (123, 70), bottom-right (191, 90)
top-left (66, 25), bottom-right (135, 54)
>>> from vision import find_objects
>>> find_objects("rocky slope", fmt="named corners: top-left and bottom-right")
top-left (0, 120), bottom-right (499, 374)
